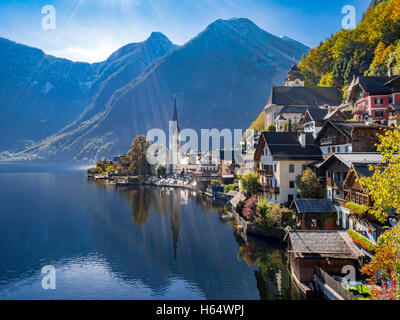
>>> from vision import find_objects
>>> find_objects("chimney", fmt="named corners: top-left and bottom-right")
top-left (299, 132), bottom-right (306, 148)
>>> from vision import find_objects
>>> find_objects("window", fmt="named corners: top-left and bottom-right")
top-left (289, 181), bottom-right (295, 189)
top-left (289, 164), bottom-right (295, 173)
top-left (288, 194), bottom-right (294, 204)
top-left (375, 111), bottom-right (384, 118)
top-left (332, 146), bottom-right (336, 153)
top-left (345, 146), bottom-right (349, 153)
top-left (375, 98), bottom-right (383, 105)
top-left (274, 164), bottom-right (277, 172)
top-left (337, 146), bottom-right (341, 153)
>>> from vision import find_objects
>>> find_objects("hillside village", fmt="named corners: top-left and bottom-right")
top-left (89, 60), bottom-right (400, 299)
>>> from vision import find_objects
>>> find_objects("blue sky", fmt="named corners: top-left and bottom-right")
top-left (0, 0), bottom-right (371, 63)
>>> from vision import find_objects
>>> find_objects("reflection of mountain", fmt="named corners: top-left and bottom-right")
top-left (0, 172), bottom-right (296, 299)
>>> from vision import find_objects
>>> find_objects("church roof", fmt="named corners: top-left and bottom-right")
top-left (267, 86), bottom-right (343, 107)
top-left (285, 63), bottom-right (305, 82)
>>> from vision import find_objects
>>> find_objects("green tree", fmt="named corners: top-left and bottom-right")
top-left (106, 165), bottom-right (115, 174)
top-left (130, 135), bottom-right (151, 177)
top-left (296, 168), bottom-right (324, 198)
top-left (240, 171), bottom-right (260, 196)
top-left (266, 124), bottom-right (276, 132)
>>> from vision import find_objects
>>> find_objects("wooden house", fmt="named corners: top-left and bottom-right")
top-left (288, 231), bottom-right (364, 285)
top-left (291, 199), bottom-right (337, 231)
top-left (314, 120), bottom-right (386, 158)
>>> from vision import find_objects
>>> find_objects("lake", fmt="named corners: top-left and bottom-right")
top-left (0, 168), bottom-right (303, 300)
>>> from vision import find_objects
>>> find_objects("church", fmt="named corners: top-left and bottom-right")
top-left (264, 61), bottom-right (343, 131)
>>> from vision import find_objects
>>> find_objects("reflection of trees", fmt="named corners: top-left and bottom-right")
top-left (122, 188), bottom-right (152, 226)
top-left (236, 235), bottom-right (303, 300)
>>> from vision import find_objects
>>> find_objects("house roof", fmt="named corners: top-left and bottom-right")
top-left (318, 153), bottom-right (383, 170)
top-left (307, 108), bottom-right (330, 121)
top-left (280, 106), bottom-right (320, 114)
top-left (288, 231), bottom-right (363, 259)
top-left (359, 75), bottom-right (400, 94)
top-left (292, 199), bottom-right (336, 214)
top-left (267, 86), bottom-right (342, 106)
top-left (389, 104), bottom-right (400, 110)
top-left (259, 132), bottom-right (323, 161)
top-left (352, 163), bottom-right (375, 179)
top-left (314, 120), bottom-right (386, 144)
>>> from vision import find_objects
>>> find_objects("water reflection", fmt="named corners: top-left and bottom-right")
top-left (0, 171), bottom-right (302, 299)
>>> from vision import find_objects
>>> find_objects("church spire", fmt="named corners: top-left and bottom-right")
top-left (173, 95), bottom-right (179, 132)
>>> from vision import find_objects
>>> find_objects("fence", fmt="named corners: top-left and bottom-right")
top-left (314, 266), bottom-right (358, 300)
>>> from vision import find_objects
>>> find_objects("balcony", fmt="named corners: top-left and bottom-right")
top-left (259, 183), bottom-right (279, 194)
top-left (320, 137), bottom-right (336, 146)
top-left (258, 169), bottom-right (273, 177)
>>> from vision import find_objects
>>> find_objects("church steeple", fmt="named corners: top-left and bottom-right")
top-left (284, 59), bottom-right (305, 87)
top-left (172, 95), bottom-right (180, 132)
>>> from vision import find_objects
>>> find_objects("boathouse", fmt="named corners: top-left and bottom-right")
top-left (288, 231), bottom-right (364, 284)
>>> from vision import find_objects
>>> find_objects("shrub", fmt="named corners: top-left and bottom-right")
top-left (210, 179), bottom-right (220, 187)
top-left (243, 197), bottom-right (258, 221)
top-left (348, 229), bottom-right (376, 253)
top-left (345, 202), bottom-right (367, 215)
top-left (224, 183), bottom-right (238, 193)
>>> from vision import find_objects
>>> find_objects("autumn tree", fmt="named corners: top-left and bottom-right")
top-left (359, 126), bottom-right (400, 299)
top-left (129, 135), bottom-right (151, 177)
top-left (240, 171), bottom-right (260, 196)
top-left (296, 168), bottom-right (324, 198)
top-left (266, 124), bottom-right (276, 132)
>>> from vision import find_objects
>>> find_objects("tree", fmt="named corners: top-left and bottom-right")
top-left (359, 127), bottom-right (400, 223)
top-left (358, 126), bottom-right (400, 299)
top-left (106, 165), bottom-right (114, 174)
top-left (287, 118), bottom-right (293, 132)
top-left (240, 171), bottom-right (260, 196)
top-left (156, 164), bottom-right (166, 178)
top-left (266, 124), bottom-right (276, 132)
top-left (296, 168), bottom-right (324, 198)
top-left (130, 135), bottom-right (151, 177)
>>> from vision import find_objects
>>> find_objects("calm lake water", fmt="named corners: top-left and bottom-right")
top-left (0, 167), bottom-right (303, 300)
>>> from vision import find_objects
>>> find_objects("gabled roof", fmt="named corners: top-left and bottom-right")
top-left (288, 231), bottom-right (364, 259)
top-left (267, 86), bottom-right (343, 107)
top-left (314, 120), bottom-right (386, 145)
top-left (389, 104), bottom-right (400, 110)
top-left (348, 75), bottom-right (400, 98)
top-left (285, 63), bottom-right (305, 83)
top-left (292, 199), bottom-right (336, 214)
top-left (318, 152), bottom-right (383, 170)
top-left (307, 108), bottom-right (330, 121)
top-left (256, 132), bottom-right (322, 161)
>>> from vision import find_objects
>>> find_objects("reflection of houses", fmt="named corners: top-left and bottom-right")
top-left (288, 231), bottom-right (364, 290)
top-left (346, 75), bottom-right (400, 123)
top-left (218, 149), bottom-right (237, 185)
top-left (291, 199), bottom-right (337, 231)
top-left (254, 132), bottom-right (322, 205)
top-left (317, 153), bottom-right (383, 230)
top-left (301, 107), bottom-right (347, 138)
top-left (314, 120), bottom-right (385, 158)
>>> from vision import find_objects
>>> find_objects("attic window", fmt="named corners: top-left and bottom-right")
top-left (375, 98), bottom-right (383, 105)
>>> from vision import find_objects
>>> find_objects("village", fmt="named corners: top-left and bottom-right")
top-left (87, 62), bottom-right (400, 300)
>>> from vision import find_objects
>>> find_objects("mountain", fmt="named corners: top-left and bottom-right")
top-left (0, 33), bottom-right (177, 152)
top-left (0, 37), bottom-right (99, 151)
top-left (5, 18), bottom-right (309, 162)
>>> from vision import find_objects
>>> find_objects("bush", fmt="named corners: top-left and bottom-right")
top-left (348, 229), bottom-right (375, 253)
top-left (255, 198), bottom-right (282, 228)
top-left (210, 179), bottom-right (220, 187)
top-left (243, 197), bottom-right (258, 221)
top-left (224, 183), bottom-right (238, 193)
top-left (345, 202), bottom-right (367, 215)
